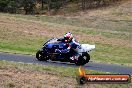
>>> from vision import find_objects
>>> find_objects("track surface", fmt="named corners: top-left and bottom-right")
top-left (0, 52), bottom-right (132, 74)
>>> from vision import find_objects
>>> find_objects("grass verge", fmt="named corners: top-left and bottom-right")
top-left (0, 60), bottom-right (132, 88)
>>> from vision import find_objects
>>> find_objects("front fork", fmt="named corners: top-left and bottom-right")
top-left (70, 53), bottom-right (80, 62)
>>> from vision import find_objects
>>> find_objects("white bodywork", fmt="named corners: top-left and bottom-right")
top-left (77, 44), bottom-right (95, 53)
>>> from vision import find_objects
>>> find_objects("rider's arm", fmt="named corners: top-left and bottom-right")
top-left (57, 38), bottom-right (65, 42)
top-left (70, 38), bottom-right (80, 49)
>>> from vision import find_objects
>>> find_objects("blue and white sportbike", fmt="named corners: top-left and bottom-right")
top-left (36, 38), bottom-right (95, 66)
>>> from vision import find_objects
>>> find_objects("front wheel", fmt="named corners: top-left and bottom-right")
top-left (75, 53), bottom-right (90, 66)
top-left (36, 50), bottom-right (48, 61)
top-left (82, 53), bottom-right (90, 64)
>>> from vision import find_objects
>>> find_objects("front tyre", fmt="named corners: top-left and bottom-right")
top-left (36, 50), bottom-right (48, 61)
top-left (82, 53), bottom-right (90, 64)
top-left (75, 53), bottom-right (90, 66)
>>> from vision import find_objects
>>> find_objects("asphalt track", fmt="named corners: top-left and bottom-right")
top-left (0, 52), bottom-right (132, 74)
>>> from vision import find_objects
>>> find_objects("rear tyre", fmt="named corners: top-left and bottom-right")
top-left (36, 50), bottom-right (48, 61)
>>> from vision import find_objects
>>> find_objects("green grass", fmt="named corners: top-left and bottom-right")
top-left (116, 28), bottom-right (132, 32)
top-left (91, 43), bottom-right (132, 65)
top-left (72, 28), bottom-right (132, 40)
top-left (0, 28), bottom-right (48, 54)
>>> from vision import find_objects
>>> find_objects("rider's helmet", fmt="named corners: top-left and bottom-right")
top-left (64, 32), bottom-right (73, 42)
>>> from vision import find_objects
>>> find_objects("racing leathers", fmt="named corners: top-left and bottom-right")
top-left (55, 38), bottom-right (80, 61)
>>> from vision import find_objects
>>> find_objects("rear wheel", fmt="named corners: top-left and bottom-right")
top-left (36, 50), bottom-right (48, 61)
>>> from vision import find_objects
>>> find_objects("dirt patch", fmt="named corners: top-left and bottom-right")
top-left (0, 15), bottom-right (132, 47)
top-left (0, 65), bottom-right (78, 88)
top-left (64, 0), bottom-right (132, 18)
top-left (0, 64), bottom-right (104, 88)
top-left (0, 16), bottom-right (74, 38)
top-left (74, 32), bottom-right (132, 47)
top-left (1, 62), bottom-right (116, 88)
top-left (62, 1), bottom-right (132, 32)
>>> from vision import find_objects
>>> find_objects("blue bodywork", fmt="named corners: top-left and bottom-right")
top-left (42, 38), bottom-right (73, 60)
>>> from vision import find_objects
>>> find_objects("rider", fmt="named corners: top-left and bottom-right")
top-left (55, 32), bottom-right (80, 60)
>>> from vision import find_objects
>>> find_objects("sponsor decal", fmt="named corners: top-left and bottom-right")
top-left (76, 66), bottom-right (131, 85)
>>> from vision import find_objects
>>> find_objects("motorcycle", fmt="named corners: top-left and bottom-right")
top-left (36, 38), bottom-right (95, 66)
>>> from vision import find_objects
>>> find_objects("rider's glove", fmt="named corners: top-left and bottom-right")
top-left (55, 49), bottom-right (61, 53)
